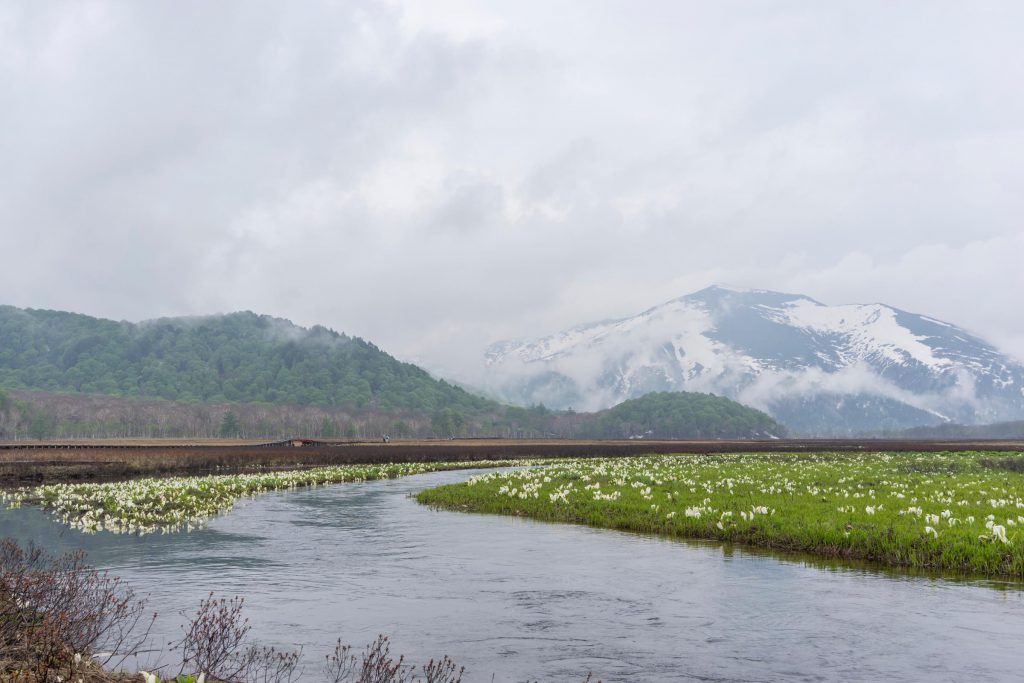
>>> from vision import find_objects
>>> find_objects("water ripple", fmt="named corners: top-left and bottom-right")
top-left (3, 468), bottom-right (1024, 682)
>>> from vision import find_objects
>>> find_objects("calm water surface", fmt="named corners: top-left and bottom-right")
top-left (3, 469), bottom-right (1024, 682)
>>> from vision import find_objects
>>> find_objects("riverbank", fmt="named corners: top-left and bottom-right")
top-left (6, 460), bottom-right (541, 534)
top-left (0, 534), bottom-right (468, 683)
top-left (417, 451), bottom-right (1024, 578)
top-left (7, 464), bottom-right (1024, 681)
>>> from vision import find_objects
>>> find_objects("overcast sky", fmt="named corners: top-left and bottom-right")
top-left (2, 1), bottom-right (1022, 375)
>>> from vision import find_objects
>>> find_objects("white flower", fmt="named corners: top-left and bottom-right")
top-left (924, 526), bottom-right (938, 539)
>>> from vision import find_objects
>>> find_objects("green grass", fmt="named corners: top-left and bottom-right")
top-left (416, 451), bottom-right (1024, 578)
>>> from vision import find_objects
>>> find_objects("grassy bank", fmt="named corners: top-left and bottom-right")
top-left (416, 451), bottom-right (1024, 578)
top-left (4, 460), bottom-right (548, 534)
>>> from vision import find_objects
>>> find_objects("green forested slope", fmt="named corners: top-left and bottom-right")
top-left (0, 306), bottom-right (493, 413)
top-left (578, 391), bottom-right (785, 439)
top-left (0, 307), bottom-right (790, 440)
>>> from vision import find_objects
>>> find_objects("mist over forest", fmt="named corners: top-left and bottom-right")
top-left (0, 306), bottom-right (780, 441)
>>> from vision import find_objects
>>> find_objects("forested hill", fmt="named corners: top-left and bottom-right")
top-left (0, 306), bottom-right (494, 413)
top-left (577, 392), bottom-right (786, 439)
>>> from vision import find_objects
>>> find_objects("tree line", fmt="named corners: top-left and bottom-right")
top-left (0, 388), bottom-right (785, 441)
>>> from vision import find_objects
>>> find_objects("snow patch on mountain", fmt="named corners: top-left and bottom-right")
top-left (770, 300), bottom-right (953, 370)
top-left (481, 286), bottom-right (1024, 434)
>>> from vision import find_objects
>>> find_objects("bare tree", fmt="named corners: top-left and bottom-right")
top-left (172, 593), bottom-right (301, 683)
top-left (0, 540), bottom-right (154, 681)
top-left (323, 635), bottom-right (464, 683)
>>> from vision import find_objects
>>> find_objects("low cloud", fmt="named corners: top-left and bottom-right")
top-left (736, 364), bottom-right (987, 423)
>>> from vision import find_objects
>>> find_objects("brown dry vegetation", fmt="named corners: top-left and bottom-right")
top-left (0, 541), bottom-right (152, 682)
top-left (0, 541), bottom-right (479, 683)
top-left (2, 439), bottom-right (1023, 487)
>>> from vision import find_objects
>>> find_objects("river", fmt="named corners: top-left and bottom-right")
top-left (3, 468), bottom-right (1023, 681)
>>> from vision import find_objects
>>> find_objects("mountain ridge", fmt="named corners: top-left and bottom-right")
top-left (0, 304), bottom-right (787, 441)
top-left (482, 286), bottom-right (1024, 434)
top-left (0, 305), bottom-right (494, 414)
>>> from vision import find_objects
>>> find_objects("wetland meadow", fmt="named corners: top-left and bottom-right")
top-left (5, 450), bottom-right (1024, 681)
top-left (419, 451), bottom-right (1024, 577)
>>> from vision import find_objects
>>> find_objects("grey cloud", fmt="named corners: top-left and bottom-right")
top-left (1, 0), bottom-right (1022, 377)
top-left (429, 177), bottom-right (505, 235)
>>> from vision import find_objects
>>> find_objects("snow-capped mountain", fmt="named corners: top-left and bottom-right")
top-left (483, 286), bottom-right (1024, 435)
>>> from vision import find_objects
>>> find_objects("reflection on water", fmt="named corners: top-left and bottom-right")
top-left (4, 469), bottom-right (1024, 682)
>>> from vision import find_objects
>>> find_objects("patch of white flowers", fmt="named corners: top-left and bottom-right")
top-left (18, 459), bottom-right (538, 534)
top-left (437, 451), bottom-right (1024, 563)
